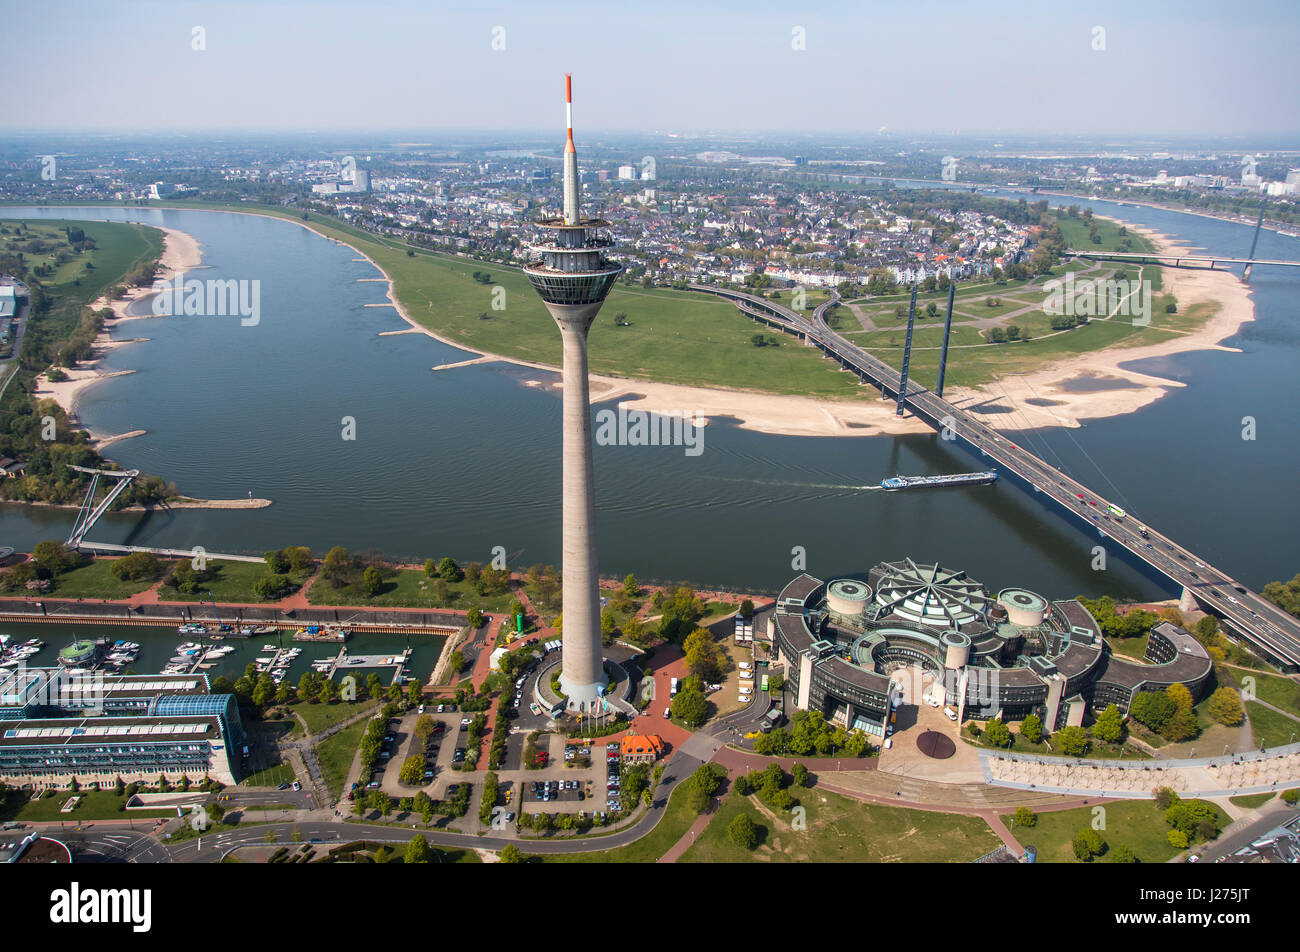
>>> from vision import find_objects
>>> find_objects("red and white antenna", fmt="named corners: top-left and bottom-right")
top-left (565, 73), bottom-right (575, 154)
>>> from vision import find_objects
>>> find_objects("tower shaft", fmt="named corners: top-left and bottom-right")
top-left (555, 307), bottom-right (604, 695)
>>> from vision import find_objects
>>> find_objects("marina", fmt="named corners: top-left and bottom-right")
top-left (0, 619), bottom-right (445, 687)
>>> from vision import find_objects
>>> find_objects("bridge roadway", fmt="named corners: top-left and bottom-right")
top-left (1065, 249), bottom-right (1300, 269)
top-left (689, 283), bottom-right (1300, 668)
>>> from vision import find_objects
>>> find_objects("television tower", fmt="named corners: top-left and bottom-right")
top-left (522, 74), bottom-right (622, 708)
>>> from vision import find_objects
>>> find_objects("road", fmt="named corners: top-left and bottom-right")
top-left (689, 283), bottom-right (1300, 669)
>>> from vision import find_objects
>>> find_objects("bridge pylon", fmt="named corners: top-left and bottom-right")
top-left (896, 284), bottom-right (918, 417)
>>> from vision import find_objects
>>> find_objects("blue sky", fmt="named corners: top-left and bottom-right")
top-left (4, 0), bottom-right (1298, 136)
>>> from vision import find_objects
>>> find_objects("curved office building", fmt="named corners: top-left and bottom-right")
top-left (769, 557), bottom-right (1213, 737)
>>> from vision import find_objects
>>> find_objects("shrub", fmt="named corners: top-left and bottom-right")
top-left (728, 812), bottom-right (758, 850)
top-left (111, 551), bottom-right (162, 582)
top-left (1072, 828), bottom-right (1106, 861)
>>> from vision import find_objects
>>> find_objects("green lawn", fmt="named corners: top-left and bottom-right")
top-left (1017, 798), bottom-right (1227, 864)
top-left (308, 567), bottom-right (514, 613)
top-left (1105, 632), bottom-right (1151, 660)
top-left (290, 698), bottom-right (379, 736)
top-left (1228, 792), bottom-right (1274, 809)
top-left (316, 719), bottom-right (369, 800)
top-left (48, 557), bottom-right (162, 599)
top-left (1246, 702), bottom-right (1299, 749)
top-left (240, 763), bottom-right (297, 789)
top-left (160, 559), bottom-right (311, 603)
top-left (539, 778), bottom-right (700, 863)
top-left (0, 789), bottom-right (175, 823)
top-left (1224, 669), bottom-right (1300, 719)
top-left (681, 784), bottom-right (1000, 863)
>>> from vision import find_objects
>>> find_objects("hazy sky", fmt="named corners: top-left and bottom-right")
top-left (5, 0), bottom-right (1298, 137)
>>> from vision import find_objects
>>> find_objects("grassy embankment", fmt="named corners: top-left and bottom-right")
top-left (680, 783), bottom-right (1001, 863)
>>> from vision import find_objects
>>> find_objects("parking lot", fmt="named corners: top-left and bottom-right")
top-left (512, 737), bottom-right (615, 815)
top-left (360, 705), bottom-right (463, 797)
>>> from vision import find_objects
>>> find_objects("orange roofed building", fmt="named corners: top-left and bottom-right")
top-left (620, 733), bottom-right (666, 762)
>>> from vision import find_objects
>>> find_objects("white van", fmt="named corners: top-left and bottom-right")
top-left (738, 661), bottom-right (752, 671)
top-left (943, 706), bottom-right (958, 721)
top-left (884, 737), bottom-right (893, 750)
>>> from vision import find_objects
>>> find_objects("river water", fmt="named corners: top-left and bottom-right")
top-left (1, 201), bottom-right (1297, 608)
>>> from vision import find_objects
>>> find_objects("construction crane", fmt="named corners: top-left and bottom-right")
top-left (66, 466), bottom-right (140, 549)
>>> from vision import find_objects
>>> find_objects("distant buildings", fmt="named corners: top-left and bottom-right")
top-left (617, 165), bottom-right (637, 180)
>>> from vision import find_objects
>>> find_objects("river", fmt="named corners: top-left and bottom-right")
top-left (1, 201), bottom-right (1297, 607)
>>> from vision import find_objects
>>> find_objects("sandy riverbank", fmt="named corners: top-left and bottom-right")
top-left (128, 205), bottom-right (1258, 438)
top-left (31, 226), bottom-right (204, 435)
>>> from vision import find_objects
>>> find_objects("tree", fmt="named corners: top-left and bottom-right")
top-left (466, 607), bottom-right (484, 628)
top-left (437, 557), bottom-right (462, 581)
top-left (1206, 687), bottom-right (1244, 726)
top-left (1013, 806), bottom-right (1037, 828)
top-left (253, 573), bottom-right (293, 600)
top-left (399, 754), bottom-right (426, 785)
top-left (110, 551), bottom-right (162, 581)
top-left (1109, 844), bottom-right (1136, 863)
top-left (405, 834), bottom-right (432, 864)
top-left (33, 540), bottom-right (81, 576)
top-left (683, 628), bottom-right (723, 684)
top-left (1020, 713), bottom-right (1043, 744)
top-left (1130, 690), bottom-right (1177, 732)
top-left (1072, 828), bottom-right (1105, 861)
top-left (414, 790), bottom-right (434, 824)
top-left (728, 812), bottom-right (758, 850)
top-left (1056, 725), bottom-right (1090, 757)
top-left (791, 763), bottom-right (809, 788)
top-left (739, 599), bottom-right (754, 620)
top-left (1166, 829), bottom-right (1189, 850)
top-left (407, 679), bottom-right (423, 709)
top-left (984, 718), bottom-right (1012, 749)
top-left (264, 549), bottom-right (290, 574)
top-left (1092, 703), bottom-right (1126, 743)
top-left (690, 763), bottom-right (727, 798)
top-left (448, 650), bottom-right (466, 673)
top-left (362, 566), bottom-right (384, 597)
top-left (622, 574), bottom-right (640, 596)
top-left (499, 843), bottom-right (522, 863)
top-left (1166, 683), bottom-right (1193, 712)
top-left (672, 685), bottom-right (708, 727)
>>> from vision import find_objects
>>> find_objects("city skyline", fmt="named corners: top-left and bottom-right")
top-left (3, 0), bottom-right (1299, 137)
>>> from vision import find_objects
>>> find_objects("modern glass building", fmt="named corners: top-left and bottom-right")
top-left (0, 667), bottom-right (243, 788)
